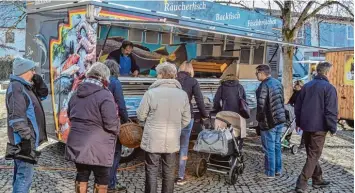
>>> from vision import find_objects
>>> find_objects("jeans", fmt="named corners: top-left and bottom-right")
top-left (296, 131), bottom-right (327, 190)
top-left (260, 124), bottom-right (283, 176)
top-left (75, 164), bottom-right (110, 185)
top-left (108, 140), bottom-right (122, 189)
top-left (178, 119), bottom-right (194, 179)
top-left (145, 152), bottom-right (176, 193)
top-left (13, 159), bottom-right (34, 193)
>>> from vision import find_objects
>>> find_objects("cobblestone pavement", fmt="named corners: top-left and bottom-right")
top-left (0, 125), bottom-right (353, 193)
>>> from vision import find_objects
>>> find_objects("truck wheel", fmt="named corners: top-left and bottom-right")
top-left (120, 145), bottom-right (140, 163)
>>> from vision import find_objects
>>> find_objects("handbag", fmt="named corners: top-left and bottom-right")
top-left (193, 128), bottom-right (233, 156)
top-left (238, 88), bottom-right (250, 119)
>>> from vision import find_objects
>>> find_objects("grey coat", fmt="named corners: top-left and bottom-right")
top-left (137, 79), bottom-right (191, 153)
top-left (65, 80), bottom-right (120, 167)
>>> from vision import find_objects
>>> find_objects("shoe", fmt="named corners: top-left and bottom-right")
top-left (263, 174), bottom-right (275, 179)
top-left (295, 188), bottom-right (305, 193)
top-left (94, 184), bottom-right (108, 193)
top-left (75, 181), bottom-right (88, 193)
top-left (313, 180), bottom-right (330, 188)
top-left (108, 185), bottom-right (127, 192)
top-left (175, 178), bottom-right (187, 185)
top-left (275, 173), bottom-right (281, 176)
top-left (298, 144), bottom-right (305, 149)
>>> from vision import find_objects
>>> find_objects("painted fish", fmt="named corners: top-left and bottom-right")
top-left (61, 65), bottom-right (80, 76)
top-left (33, 34), bottom-right (48, 66)
top-left (61, 54), bottom-right (80, 72)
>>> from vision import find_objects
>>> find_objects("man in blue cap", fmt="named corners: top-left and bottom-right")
top-left (5, 57), bottom-right (48, 193)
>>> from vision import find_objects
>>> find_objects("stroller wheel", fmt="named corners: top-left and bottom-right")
top-left (228, 164), bottom-right (239, 185)
top-left (291, 144), bottom-right (298, 154)
top-left (237, 162), bottom-right (245, 175)
top-left (195, 158), bottom-right (207, 178)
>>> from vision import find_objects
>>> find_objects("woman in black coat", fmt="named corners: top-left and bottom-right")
top-left (213, 74), bottom-right (247, 114)
top-left (175, 62), bottom-right (208, 185)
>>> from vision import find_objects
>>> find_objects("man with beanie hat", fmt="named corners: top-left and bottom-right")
top-left (5, 57), bottom-right (48, 192)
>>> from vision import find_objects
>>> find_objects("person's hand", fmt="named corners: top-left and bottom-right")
top-left (201, 118), bottom-right (211, 129)
top-left (17, 127), bottom-right (32, 140)
top-left (132, 70), bottom-right (139, 77)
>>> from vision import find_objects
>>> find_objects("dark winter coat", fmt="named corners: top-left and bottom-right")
top-left (288, 90), bottom-right (301, 106)
top-left (295, 74), bottom-right (338, 134)
top-left (256, 77), bottom-right (286, 130)
top-left (5, 75), bottom-right (48, 164)
top-left (176, 71), bottom-right (208, 118)
top-left (109, 76), bottom-right (129, 124)
top-left (213, 79), bottom-right (246, 115)
top-left (65, 79), bottom-right (120, 167)
top-left (107, 49), bottom-right (140, 73)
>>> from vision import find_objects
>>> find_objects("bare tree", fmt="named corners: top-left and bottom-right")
top-left (216, 0), bottom-right (354, 101)
top-left (0, 1), bottom-right (26, 51)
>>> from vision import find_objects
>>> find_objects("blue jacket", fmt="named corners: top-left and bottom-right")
top-left (295, 74), bottom-right (338, 134)
top-left (109, 76), bottom-right (129, 123)
top-left (6, 75), bottom-right (48, 164)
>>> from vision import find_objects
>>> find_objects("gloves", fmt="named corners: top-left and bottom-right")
top-left (16, 127), bottom-right (32, 140)
top-left (201, 118), bottom-right (212, 129)
top-left (19, 139), bottom-right (32, 156)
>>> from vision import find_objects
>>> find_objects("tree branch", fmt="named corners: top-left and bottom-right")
top-left (274, 1), bottom-right (284, 11)
top-left (304, 1), bottom-right (354, 22)
top-left (290, 1), bottom-right (315, 37)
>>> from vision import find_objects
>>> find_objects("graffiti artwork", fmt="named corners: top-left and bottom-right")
top-left (344, 54), bottom-right (354, 85)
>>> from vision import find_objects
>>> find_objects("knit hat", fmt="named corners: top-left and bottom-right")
top-left (12, 57), bottom-right (37, 76)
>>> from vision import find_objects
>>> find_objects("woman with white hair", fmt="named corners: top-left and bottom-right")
top-left (137, 62), bottom-right (191, 193)
top-left (65, 62), bottom-right (120, 193)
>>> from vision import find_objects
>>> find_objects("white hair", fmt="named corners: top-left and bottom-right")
top-left (156, 62), bottom-right (177, 79)
top-left (85, 62), bottom-right (111, 81)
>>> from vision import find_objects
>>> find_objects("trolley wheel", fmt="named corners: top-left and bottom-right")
top-left (228, 164), bottom-right (239, 185)
top-left (237, 163), bottom-right (245, 175)
top-left (195, 158), bottom-right (207, 178)
top-left (291, 144), bottom-right (298, 154)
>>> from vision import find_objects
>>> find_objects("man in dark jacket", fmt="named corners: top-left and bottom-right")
top-left (255, 64), bottom-right (286, 178)
top-left (107, 40), bottom-right (140, 77)
top-left (295, 62), bottom-right (338, 193)
top-left (6, 57), bottom-right (48, 192)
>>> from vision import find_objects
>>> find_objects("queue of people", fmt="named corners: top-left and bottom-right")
top-left (5, 54), bottom-right (338, 193)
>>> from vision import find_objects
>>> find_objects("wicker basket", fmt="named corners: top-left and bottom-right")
top-left (119, 122), bottom-right (143, 148)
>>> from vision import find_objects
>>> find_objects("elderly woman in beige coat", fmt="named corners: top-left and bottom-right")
top-left (137, 62), bottom-right (191, 193)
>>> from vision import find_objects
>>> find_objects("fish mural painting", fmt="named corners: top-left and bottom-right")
top-left (50, 9), bottom-right (97, 142)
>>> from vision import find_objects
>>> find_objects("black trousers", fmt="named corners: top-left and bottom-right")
top-left (75, 163), bottom-right (110, 185)
top-left (145, 152), bottom-right (176, 193)
top-left (296, 131), bottom-right (327, 190)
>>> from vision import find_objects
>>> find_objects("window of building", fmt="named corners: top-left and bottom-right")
top-left (221, 44), bottom-right (234, 56)
top-left (128, 29), bottom-right (143, 42)
top-left (161, 33), bottom-right (173, 45)
top-left (347, 25), bottom-right (354, 40)
top-left (5, 31), bottom-right (14, 43)
top-left (201, 44), bottom-right (213, 56)
top-left (253, 46), bottom-right (264, 64)
top-left (145, 31), bottom-right (159, 44)
top-left (240, 49), bottom-right (250, 64)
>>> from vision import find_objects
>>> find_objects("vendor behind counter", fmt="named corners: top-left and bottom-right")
top-left (107, 40), bottom-right (140, 77)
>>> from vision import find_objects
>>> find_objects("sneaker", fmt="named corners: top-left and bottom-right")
top-left (275, 173), bottom-right (281, 176)
top-left (313, 180), bottom-right (330, 188)
top-left (175, 178), bottom-right (187, 185)
top-left (108, 185), bottom-right (127, 193)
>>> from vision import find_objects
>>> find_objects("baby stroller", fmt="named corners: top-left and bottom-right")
top-left (193, 111), bottom-right (246, 185)
top-left (281, 104), bottom-right (298, 154)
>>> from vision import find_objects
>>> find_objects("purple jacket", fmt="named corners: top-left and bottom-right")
top-left (65, 80), bottom-right (120, 167)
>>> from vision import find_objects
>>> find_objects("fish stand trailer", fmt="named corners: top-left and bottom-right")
top-left (25, 0), bottom-right (317, 162)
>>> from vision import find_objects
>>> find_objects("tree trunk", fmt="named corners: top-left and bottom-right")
top-left (282, 46), bottom-right (294, 103)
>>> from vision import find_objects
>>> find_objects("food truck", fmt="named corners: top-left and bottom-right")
top-left (25, 0), bottom-right (314, 162)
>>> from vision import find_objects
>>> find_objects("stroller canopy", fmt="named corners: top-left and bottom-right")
top-left (215, 111), bottom-right (247, 138)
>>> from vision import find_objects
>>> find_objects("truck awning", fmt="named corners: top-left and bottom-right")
top-left (97, 19), bottom-right (328, 50)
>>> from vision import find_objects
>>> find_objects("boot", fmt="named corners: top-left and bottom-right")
top-left (75, 181), bottom-right (88, 193)
top-left (94, 184), bottom-right (108, 193)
